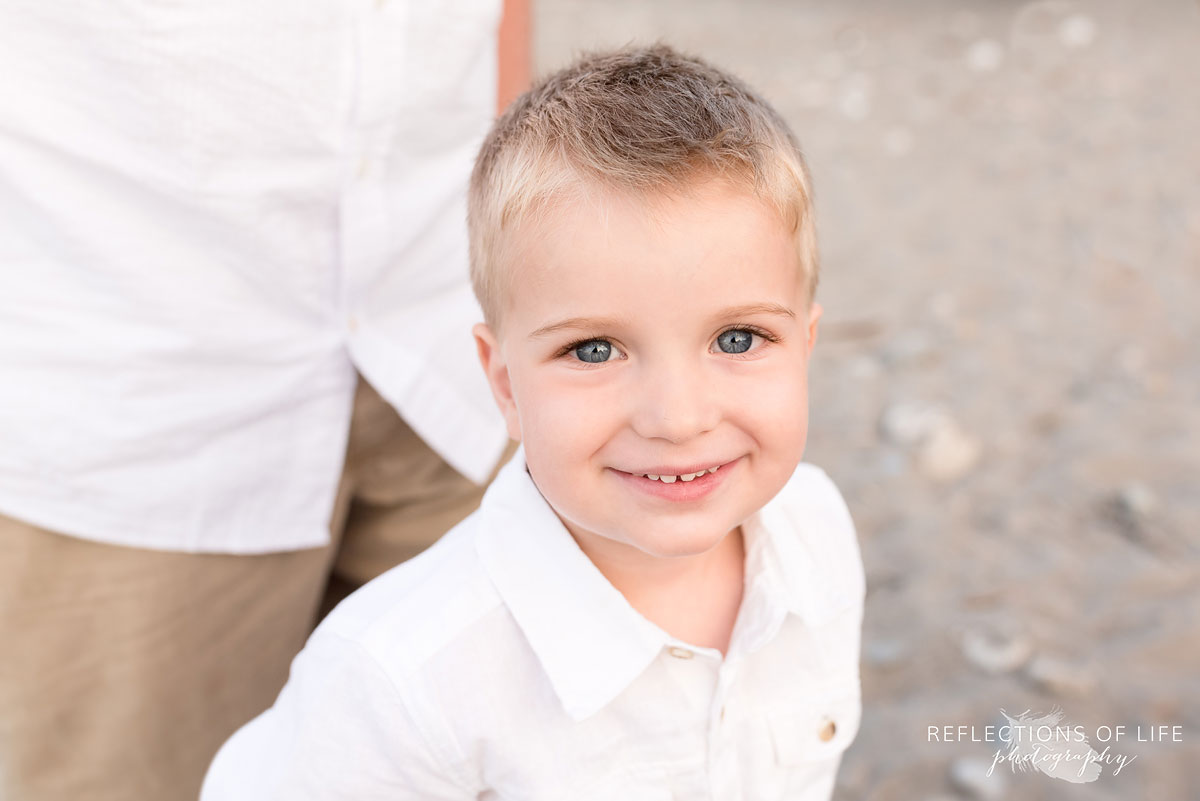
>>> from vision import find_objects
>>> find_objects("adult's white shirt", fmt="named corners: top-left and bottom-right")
top-left (201, 447), bottom-right (866, 800)
top-left (0, 0), bottom-right (509, 553)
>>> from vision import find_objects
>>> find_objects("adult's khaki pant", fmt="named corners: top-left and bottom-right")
top-left (0, 379), bottom-right (513, 801)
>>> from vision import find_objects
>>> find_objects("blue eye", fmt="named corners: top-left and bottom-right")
top-left (573, 339), bottom-right (613, 363)
top-left (716, 329), bottom-right (754, 354)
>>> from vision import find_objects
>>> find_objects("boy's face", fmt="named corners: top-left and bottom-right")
top-left (474, 179), bottom-right (822, 573)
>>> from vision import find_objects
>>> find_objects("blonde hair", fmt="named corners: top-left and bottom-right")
top-left (468, 43), bottom-right (819, 326)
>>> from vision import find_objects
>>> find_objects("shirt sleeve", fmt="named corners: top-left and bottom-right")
top-left (200, 630), bottom-right (476, 800)
top-left (812, 467), bottom-right (866, 606)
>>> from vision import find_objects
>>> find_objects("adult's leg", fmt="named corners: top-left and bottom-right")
top-left (318, 378), bottom-right (516, 618)
top-left (0, 519), bottom-right (335, 801)
top-left (0, 379), bottom-right (510, 801)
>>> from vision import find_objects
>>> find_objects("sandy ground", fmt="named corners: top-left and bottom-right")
top-left (534, 1), bottom-right (1200, 798)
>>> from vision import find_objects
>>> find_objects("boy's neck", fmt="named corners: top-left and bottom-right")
top-left (582, 526), bottom-right (747, 656)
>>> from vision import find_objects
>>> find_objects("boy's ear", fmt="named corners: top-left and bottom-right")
top-left (806, 302), bottom-right (823, 352)
top-left (472, 323), bottom-right (523, 441)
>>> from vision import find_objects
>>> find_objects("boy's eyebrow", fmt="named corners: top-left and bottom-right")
top-left (528, 316), bottom-right (624, 339)
top-left (716, 302), bottom-right (796, 321)
top-left (527, 304), bottom-right (795, 339)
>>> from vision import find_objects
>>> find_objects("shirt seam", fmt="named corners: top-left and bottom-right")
top-left (341, 635), bottom-right (480, 795)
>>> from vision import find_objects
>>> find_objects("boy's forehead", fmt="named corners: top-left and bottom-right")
top-left (512, 179), bottom-right (789, 270)
top-left (498, 180), bottom-right (807, 330)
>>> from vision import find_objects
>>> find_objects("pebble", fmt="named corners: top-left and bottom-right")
top-left (949, 756), bottom-right (1008, 800)
top-left (847, 355), bottom-right (882, 380)
top-left (883, 126), bottom-right (915, 156)
top-left (838, 87), bottom-right (870, 120)
top-left (1115, 344), bottom-right (1146, 376)
top-left (865, 637), bottom-right (908, 667)
top-left (928, 291), bottom-right (957, 321)
top-left (878, 401), bottom-right (948, 446)
top-left (965, 39), bottom-right (1004, 73)
top-left (1115, 482), bottom-right (1157, 523)
top-left (1105, 482), bottom-right (1170, 553)
top-left (838, 74), bottom-right (872, 120)
top-left (874, 448), bottom-right (907, 478)
top-left (880, 330), bottom-right (940, 368)
top-left (1026, 655), bottom-right (1098, 696)
top-left (1059, 14), bottom-right (1098, 49)
top-left (918, 420), bottom-right (982, 482)
top-left (962, 628), bottom-right (1033, 674)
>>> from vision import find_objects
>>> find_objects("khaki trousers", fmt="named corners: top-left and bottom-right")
top-left (0, 379), bottom-right (514, 801)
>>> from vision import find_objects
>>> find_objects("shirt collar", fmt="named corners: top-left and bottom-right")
top-left (743, 463), bottom-right (863, 628)
top-left (475, 447), bottom-right (668, 721)
top-left (474, 447), bottom-right (855, 721)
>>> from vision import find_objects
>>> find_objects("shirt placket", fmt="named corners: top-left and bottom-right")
top-left (339, 0), bottom-right (407, 335)
top-left (706, 575), bottom-right (789, 800)
top-left (706, 655), bottom-right (744, 801)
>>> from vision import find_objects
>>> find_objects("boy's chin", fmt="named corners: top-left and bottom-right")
top-left (625, 526), bottom-right (739, 559)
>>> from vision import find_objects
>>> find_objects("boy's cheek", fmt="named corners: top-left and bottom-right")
top-left (517, 393), bottom-right (604, 452)
top-left (744, 376), bottom-right (810, 442)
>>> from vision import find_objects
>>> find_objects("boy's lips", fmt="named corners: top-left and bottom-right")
top-left (610, 458), bottom-right (738, 502)
top-left (619, 457), bottom-right (736, 479)
top-left (627, 462), bottom-right (724, 480)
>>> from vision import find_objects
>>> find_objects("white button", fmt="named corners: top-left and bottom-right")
top-left (356, 155), bottom-right (370, 179)
top-left (667, 646), bottom-right (694, 660)
top-left (818, 717), bottom-right (837, 742)
top-left (347, 316), bottom-right (359, 333)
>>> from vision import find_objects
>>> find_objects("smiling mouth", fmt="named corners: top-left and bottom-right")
top-left (628, 463), bottom-right (724, 483)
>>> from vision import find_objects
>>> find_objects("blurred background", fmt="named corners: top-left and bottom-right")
top-left (533, 1), bottom-right (1199, 798)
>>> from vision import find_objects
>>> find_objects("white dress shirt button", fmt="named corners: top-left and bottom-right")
top-left (667, 646), bottom-right (694, 660)
top-left (818, 717), bottom-right (837, 742)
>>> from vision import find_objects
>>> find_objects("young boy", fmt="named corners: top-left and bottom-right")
top-left (202, 44), bottom-right (864, 800)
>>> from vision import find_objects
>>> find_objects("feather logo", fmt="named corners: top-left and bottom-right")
top-left (994, 707), bottom-right (1102, 783)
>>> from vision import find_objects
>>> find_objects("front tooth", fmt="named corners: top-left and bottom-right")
top-left (646, 474), bottom-right (659, 481)
top-left (679, 472), bottom-right (698, 481)
top-left (707, 465), bottom-right (720, 473)
top-left (660, 474), bottom-right (677, 483)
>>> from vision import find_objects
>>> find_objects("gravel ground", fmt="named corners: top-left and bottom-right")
top-left (534, 1), bottom-right (1200, 798)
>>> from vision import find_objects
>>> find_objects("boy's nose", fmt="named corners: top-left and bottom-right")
top-left (629, 362), bottom-right (719, 444)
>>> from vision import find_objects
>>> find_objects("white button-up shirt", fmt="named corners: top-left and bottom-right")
top-left (201, 447), bottom-right (866, 800)
top-left (0, 0), bottom-right (508, 553)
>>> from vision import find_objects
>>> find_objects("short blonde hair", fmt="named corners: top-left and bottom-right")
top-left (468, 44), bottom-right (819, 326)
